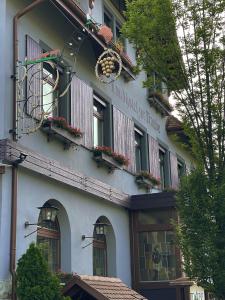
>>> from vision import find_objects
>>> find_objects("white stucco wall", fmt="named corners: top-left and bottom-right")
top-left (17, 168), bottom-right (131, 285)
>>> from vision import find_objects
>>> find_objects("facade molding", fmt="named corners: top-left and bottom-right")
top-left (0, 139), bottom-right (129, 208)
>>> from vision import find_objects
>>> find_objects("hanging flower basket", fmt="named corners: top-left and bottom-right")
top-left (93, 146), bottom-right (129, 172)
top-left (41, 117), bottom-right (83, 149)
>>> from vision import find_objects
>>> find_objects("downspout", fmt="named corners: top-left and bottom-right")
top-left (11, 1), bottom-right (46, 299)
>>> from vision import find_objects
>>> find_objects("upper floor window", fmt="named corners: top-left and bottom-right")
top-left (104, 6), bottom-right (126, 51)
top-left (93, 95), bottom-right (107, 147)
top-left (42, 62), bottom-right (57, 117)
top-left (149, 72), bottom-right (168, 98)
top-left (110, 0), bottom-right (126, 12)
top-left (135, 127), bottom-right (144, 172)
top-left (177, 160), bottom-right (185, 183)
top-left (104, 9), bottom-right (114, 34)
top-left (159, 147), bottom-right (167, 189)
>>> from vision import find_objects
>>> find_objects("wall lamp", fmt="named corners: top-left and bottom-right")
top-left (24, 203), bottom-right (59, 238)
top-left (81, 223), bottom-right (110, 241)
top-left (12, 152), bottom-right (27, 166)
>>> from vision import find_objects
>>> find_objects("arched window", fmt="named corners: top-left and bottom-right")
top-left (37, 209), bottom-right (60, 273)
top-left (93, 220), bottom-right (107, 276)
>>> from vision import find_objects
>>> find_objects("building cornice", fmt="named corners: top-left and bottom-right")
top-left (0, 139), bottom-right (129, 208)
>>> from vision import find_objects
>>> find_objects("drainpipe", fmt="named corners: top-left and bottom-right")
top-left (11, 1), bottom-right (46, 299)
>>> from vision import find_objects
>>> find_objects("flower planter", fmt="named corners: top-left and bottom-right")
top-left (135, 175), bottom-right (153, 190)
top-left (93, 152), bottom-right (122, 173)
top-left (41, 121), bottom-right (82, 150)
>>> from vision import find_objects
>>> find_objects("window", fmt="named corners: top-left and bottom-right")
top-left (135, 128), bottom-right (144, 172)
top-left (93, 95), bottom-right (107, 147)
top-left (110, 0), bottom-right (126, 12)
top-left (93, 223), bottom-right (107, 276)
top-left (139, 231), bottom-right (177, 281)
top-left (37, 212), bottom-right (60, 273)
top-left (159, 148), bottom-right (166, 189)
top-left (159, 146), bottom-right (170, 189)
top-left (42, 63), bottom-right (57, 117)
top-left (177, 160), bottom-right (185, 183)
top-left (104, 9), bottom-right (114, 34)
top-left (40, 42), bottom-right (70, 121)
top-left (103, 7), bottom-right (126, 50)
top-left (137, 209), bottom-right (179, 282)
top-left (149, 72), bottom-right (168, 98)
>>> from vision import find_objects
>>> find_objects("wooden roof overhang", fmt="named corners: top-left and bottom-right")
top-left (52, 0), bottom-right (135, 80)
top-left (166, 115), bottom-right (190, 146)
top-left (129, 191), bottom-right (176, 210)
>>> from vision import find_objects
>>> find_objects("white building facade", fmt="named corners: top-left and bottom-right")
top-left (0, 1), bottom-right (194, 300)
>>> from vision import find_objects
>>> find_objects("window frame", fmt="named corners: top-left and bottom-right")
top-left (158, 145), bottom-right (170, 189)
top-left (39, 40), bottom-right (71, 122)
top-left (103, 4), bottom-right (127, 52)
top-left (134, 208), bottom-right (181, 283)
top-left (37, 216), bottom-right (61, 273)
top-left (134, 127), bottom-right (144, 172)
top-left (93, 93), bottom-right (113, 148)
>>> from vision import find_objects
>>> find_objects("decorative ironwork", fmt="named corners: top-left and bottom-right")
top-left (95, 48), bottom-right (122, 84)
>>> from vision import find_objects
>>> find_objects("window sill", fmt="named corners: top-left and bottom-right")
top-left (41, 121), bottom-right (82, 150)
top-left (93, 152), bottom-right (122, 173)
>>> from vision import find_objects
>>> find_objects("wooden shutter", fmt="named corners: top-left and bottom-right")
top-left (113, 107), bottom-right (135, 172)
top-left (148, 135), bottom-right (160, 179)
top-left (71, 75), bottom-right (93, 148)
top-left (170, 152), bottom-right (179, 189)
top-left (26, 35), bottom-right (42, 119)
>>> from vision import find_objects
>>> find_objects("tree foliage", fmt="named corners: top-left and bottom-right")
top-left (123, 0), bottom-right (225, 298)
top-left (123, 0), bottom-right (225, 177)
top-left (176, 170), bottom-right (225, 299)
top-left (16, 243), bottom-right (70, 300)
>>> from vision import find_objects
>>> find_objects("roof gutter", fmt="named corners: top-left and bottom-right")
top-left (11, 1), bottom-right (46, 299)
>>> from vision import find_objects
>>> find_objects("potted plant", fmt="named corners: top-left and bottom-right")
top-left (92, 146), bottom-right (129, 172)
top-left (135, 171), bottom-right (160, 190)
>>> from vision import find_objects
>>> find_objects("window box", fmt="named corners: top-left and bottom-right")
top-left (41, 118), bottom-right (83, 150)
top-left (149, 91), bottom-right (173, 116)
top-left (135, 171), bottom-right (160, 190)
top-left (92, 146), bottom-right (129, 173)
top-left (93, 152), bottom-right (122, 172)
top-left (135, 175), bottom-right (153, 190)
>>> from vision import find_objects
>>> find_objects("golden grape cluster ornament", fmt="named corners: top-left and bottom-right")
top-left (95, 48), bottom-right (122, 84)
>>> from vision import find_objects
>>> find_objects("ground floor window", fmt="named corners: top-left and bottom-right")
top-left (139, 230), bottom-right (177, 281)
top-left (93, 239), bottom-right (107, 276)
top-left (37, 215), bottom-right (60, 273)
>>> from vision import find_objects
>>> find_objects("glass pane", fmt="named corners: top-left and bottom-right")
top-left (138, 209), bottom-right (175, 225)
top-left (159, 150), bottom-right (166, 188)
top-left (37, 236), bottom-right (59, 273)
top-left (93, 246), bottom-right (107, 276)
top-left (135, 131), bottom-right (143, 172)
top-left (43, 82), bottom-right (54, 117)
top-left (138, 231), bottom-right (177, 281)
top-left (93, 116), bottom-right (103, 147)
top-left (104, 11), bottom-right (113, 33)
top-left (93, 116), bottom-right (99, 147)
top-left (135, 147), bottom-right (142, 172)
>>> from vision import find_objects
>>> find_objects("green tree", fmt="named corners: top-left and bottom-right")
top-left (16, 243), bottom-right (70, 300)
top-left (123, 0), bottom-right (225, 298)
